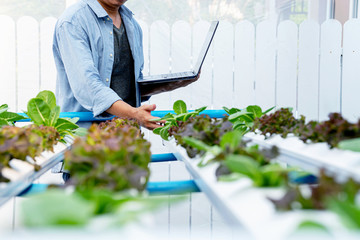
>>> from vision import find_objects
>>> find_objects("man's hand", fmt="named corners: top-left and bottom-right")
top-left (133, 104), bottom-right (165, 130)
top-left (141, 71), bottom-right (201, 97)
top-left (106, 101), bottom-right (165, 130)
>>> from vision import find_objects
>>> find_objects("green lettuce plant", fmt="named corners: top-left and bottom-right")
top-left (225, 105), bottom-right (274, 134)
top-left (152, 100), bottom-right (206, 140)
top-left (0, 124), bottom-right (59, 171)
top-left (26, 90), bottom-right (86, 142)
top-left (64, 118), bottom-right (151, 192)
top-left (169, 114), bottom-right (232, 157)
top-left (269, 170), bottom-right (360, 211)
top-left (0, 104), bottom-right (28, 127)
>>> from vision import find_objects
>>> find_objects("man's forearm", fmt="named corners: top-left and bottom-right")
top-left (106, 100), bottom-right (138, 118)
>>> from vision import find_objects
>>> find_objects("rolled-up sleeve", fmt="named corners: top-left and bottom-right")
top-left (56, 22), bottom-right (120, 117)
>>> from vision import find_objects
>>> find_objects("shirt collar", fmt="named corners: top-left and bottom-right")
top-left (86, 0), bottom-right (133, 19)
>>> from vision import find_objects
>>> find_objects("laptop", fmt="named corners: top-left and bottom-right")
top-left (137, 20), bottom-right (219, 85)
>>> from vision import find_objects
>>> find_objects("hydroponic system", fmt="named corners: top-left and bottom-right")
top-left (3, 0), bottom-right (360, 239)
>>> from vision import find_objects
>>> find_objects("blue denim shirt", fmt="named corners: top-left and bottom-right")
top-left (53, 0), bottom-right (144, 117)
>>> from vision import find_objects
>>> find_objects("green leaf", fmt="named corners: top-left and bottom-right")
top-left (183, 137), bottom-right (211, 152)
top-left (21, 190), bottom-right (94, 227)
top-left (150, 113), bottom-right (174, 121)
top-left (297, 220), bottom-right (329, 232)
top-left (0, 119), bottom-right (9, 127)
top-left (36, 90), bottom-right (57, 110)
top-left (224, 154), bottom-right (262, 185)
top-left (218, 172), bottom-right (245, 182)
top-left (220, 131), bottom-right (243, 150)
top-left (160, 127), bottom-right (169, 140)
top-left (246, 105), bottom-right (263, 118)
top-left (153, 127), bottom-right (163, 135)
top-left (338, 138), bottom-right (360, 152)
top-left (328, 199), bottom-right (360, 229)
top-left (27, 98), bottom-right (51, 125)
top-left (175, 113), bottom-right (188, 121)
top-left (173, 100), bottom-right (187, 114)
top-left (223, 107), bottom-right (241, 115)
top-left (69, 117), bottom-right (80, 124)
top-left (48, 106), bottom-right (60, 127)
top-left (228, 111), bottom-right (252, 122)
top-left (0, 104), bottom-right (9, 114)
top-left (0, 112), bottom-right (28, 122)
top-left (195, 106), bottom-right (207, 113)
top-left (263, 106), bottom-right (275, 115)
top-left (73, 127), bottom-right (88, 136)
top-left (55, 118), bottom-right (79, 131)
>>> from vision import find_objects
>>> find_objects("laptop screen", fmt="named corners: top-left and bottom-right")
top-left (193, 21), bottom-right (219, 73)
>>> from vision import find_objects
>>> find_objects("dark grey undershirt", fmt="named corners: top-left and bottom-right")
top-left (110, 22), bottom-right (136, 107)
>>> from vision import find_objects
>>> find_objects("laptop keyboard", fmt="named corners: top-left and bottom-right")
top-left (141, 71), bottom-right (195, 81)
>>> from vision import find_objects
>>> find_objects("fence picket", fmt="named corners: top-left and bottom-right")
top-left (213, 20), bottom-right (234, 109)
top-left (342, 19), bottom-right (360, 122)
top-left (40, 17), bottom-right (57, 92)
top-left (234, 20), bottom-right (255, 108)
top-left (170, 20), bottom-right (192, 107)
top-left (17, 16), bottom-right (39, 111)
top-left (298, 20), bottom-right (320, 121)
top-left (190, 20), bottom-right (212, 238)
top-left (318, 19), bottom-right (342, 121)
top-left (276, 20), bottom-right (298, 111)
top-left (149, 20), bottom-right (171, 110)
top-left (137, 20), bottom-right (149, 77)
top-left (192, 21), bottom-right (212, 109)
top-left (255, 20), bottom-right (277, 110)
top-left (0, 16), bottom-right (16, 111)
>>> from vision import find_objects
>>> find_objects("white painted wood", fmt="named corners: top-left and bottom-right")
top-left (298, 20), bottom-right (320, 121)
top-left (0, 15), bottom-right (16, 111)
top-left (0, 198), bottom-right (14, 231)
top-left (190, 21), bottom-right (213, 236)
top-left (211, 207), bottom-right (233, 240)
top-left (138, 20), bottom-right (150, 106)
top-left (254, 20), bottom-right (277, 110)
top-left (192, 21), bottom-right (213, 109)
top-left (149, 157), bottom-right (170, 236)
top-left (234, 20), bottom-right (255, 109)
top-left (190, 192), bottom-right (212, 240)
top-left (341, 19), bottom-right (360, 122)
top-left (149, 20), bottom-right (171, 110)
top-left (138, 20), bottom-right (150, 77)
top-left (276, 20), bottom-right (298, 111)
top-left (169, 161), bottom-right (191, 238)
top-left (40, 17), bottom-right (57, 93)
top-left (213, 21), bottom-right (234, 109)
top-left (17, 16), bottom-right (40, 112)
top-left (170, 20), bottom-right (192, 107)
top-left (65, 0), bottom-right (78, 8)
top-left (318, 19), bottom-right (342, 121)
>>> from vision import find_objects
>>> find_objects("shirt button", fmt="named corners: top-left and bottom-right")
top-left (107, 17), bottom-right (110, 20)
top-left (106, 78), bottom-right (109, 82)
top-left (110, 54), bottom-right (113, 57)
top-left (110, 31), bottom-right (113, 35)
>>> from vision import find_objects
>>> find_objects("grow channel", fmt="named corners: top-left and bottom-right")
top-left (155, 101), bottom-right (360, 239)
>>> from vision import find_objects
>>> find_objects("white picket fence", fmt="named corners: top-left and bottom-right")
top-left (2, 15), bottom-right (360, 236)
top-left (2, 16), bottom-right (360, 122)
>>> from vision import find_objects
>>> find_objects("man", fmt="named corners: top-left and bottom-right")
top-left (53, 0), bottom-right (198, 130)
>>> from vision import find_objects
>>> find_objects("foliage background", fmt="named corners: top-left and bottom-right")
top-left (0, 0), bottom-right (309, 25)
